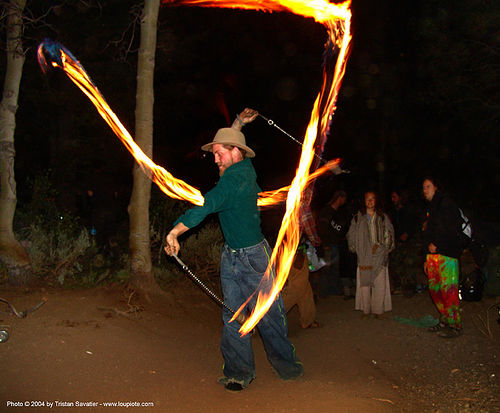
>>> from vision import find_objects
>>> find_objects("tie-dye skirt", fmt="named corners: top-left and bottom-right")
top-left (426, 254), bottom-right (462, 328)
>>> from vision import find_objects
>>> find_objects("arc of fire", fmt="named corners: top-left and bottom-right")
top-left (38, 41), bottom-right (205, 207)
top-left (162, 0), bottom-right (352, 334)
top-left (37, 0), bottom-right (352, 336)
top-left (37, 40), bottom-right (337, 210)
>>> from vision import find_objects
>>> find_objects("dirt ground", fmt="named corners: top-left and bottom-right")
top-left (1, 280), bottom-right (499, 413)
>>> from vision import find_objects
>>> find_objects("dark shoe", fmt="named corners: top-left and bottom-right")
top-left (225, 382), bottom-right (244, 392)
top-left (437, 326), bottom-right (463, 339)
top-left (279, 368), bottom-right (304, 381)
top-left (427, 322), bottom-right (446, 332)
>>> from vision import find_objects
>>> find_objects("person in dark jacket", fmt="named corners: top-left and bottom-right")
top-left (388, 188), bottom-right (420, 294)
top-left (317, 190), bottom-right (348, 296)
top-left (389, 189), bottom-right (418, 242)
top-left (422, 177), bottom-right (463, 338)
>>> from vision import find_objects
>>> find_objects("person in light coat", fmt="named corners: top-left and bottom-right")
top-left (347, 191), bottom-right (395, 318)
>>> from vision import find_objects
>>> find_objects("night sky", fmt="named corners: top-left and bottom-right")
top-left (3, 0), bottom-right (499, 230)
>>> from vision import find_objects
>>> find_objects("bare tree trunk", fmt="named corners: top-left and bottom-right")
top-left (0, 0), bottom-right (33, 285)
top-left (128, 0), bottom-right (161, 295)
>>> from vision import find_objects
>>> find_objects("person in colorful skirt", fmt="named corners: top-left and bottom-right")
top-left (422, 177), bottom-right (464, 338)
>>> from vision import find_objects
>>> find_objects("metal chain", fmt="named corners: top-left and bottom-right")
top-left (172, 254), bottom-right (247, 325)
top-left (257, 113), bottom-right (327, 164)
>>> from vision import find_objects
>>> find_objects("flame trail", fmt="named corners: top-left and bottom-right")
top-left (257, 159), bottom-right (340, 209)
top-left (38, 40), bottom-right (205, 207)
top-left (163, 0), bottom-right (353, 334)
top-left (37, 39), bottom-right (332, 211)
top-left (39, 0), bottom-right (352, 335)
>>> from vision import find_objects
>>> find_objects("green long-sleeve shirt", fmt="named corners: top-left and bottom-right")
top-left (174, 158), bottom-right (264, 249)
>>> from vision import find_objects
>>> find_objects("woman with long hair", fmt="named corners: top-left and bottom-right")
top-left (347, 191), bottom-right (395, 318)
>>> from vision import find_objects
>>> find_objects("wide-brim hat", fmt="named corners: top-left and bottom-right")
top-left (201, 128), bottom-right (255, 158)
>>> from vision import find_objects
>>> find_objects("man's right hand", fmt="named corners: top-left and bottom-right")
top-left (164, 222), bottom-right (189, 256)
top-left (165, 231), bottom-right (180, 256)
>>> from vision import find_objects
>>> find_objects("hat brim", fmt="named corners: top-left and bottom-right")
top-left (201, 141), bottom-right (255, 158)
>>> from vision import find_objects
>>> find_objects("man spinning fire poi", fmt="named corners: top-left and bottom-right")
top-left (164, 108), bottom-right (303, 392)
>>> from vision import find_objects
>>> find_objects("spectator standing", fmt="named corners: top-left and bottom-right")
top-left (388, 189), bottom-right (418, 294)
top-left (318, 190), bottom-right (350, 297)
top-left (389, 189), bottom-right (416, 242)
top-left (347, 191), bottom-right (395, 318)
top-left (282, 244), bottom-right (320, 329)
top-left (299, 196), bottom-right (322, 250)
top-left (281, 193), bottom-right (321, 329)
top-left (422, 177), bottom-right (464, 338)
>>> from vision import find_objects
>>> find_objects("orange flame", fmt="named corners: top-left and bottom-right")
top-left (162, 0), bottom-right (353, 334)
top-left (40, 0), bottom-right (352, 336)
top-left (257, 159), bottom-right (340, 208)
top-left (38, 44), bottom-right (336, 213)
top-left (40, 48), bottom-right (205, 207)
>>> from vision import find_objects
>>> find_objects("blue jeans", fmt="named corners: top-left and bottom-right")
top-left (220, 240), bottom-right (303, 386)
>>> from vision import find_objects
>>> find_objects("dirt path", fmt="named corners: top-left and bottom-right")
top-left (1, 283), bottom-right (499, 412)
